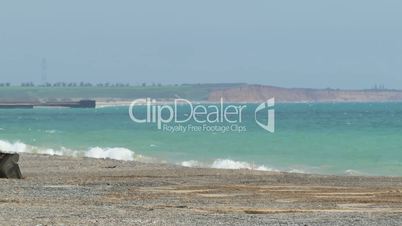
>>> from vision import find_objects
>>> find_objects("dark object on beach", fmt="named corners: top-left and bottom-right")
top-left (41, 100), bottom-right (96, 108)
top-left (0, 153), bottom-right (23, 179)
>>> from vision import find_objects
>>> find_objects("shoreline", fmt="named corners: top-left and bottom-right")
top-left (95, 99), bottom-right (402, 108)
top-left (2, 153), bottom-right (402, 225)
top-left (0, 99), bottom-right (400, 109)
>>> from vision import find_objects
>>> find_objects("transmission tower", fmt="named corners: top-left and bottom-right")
top-left (41, 58), bottom-right (47, 85)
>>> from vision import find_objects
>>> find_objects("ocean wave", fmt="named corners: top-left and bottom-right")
top-left (180, 159), bottom-right (312, 173)
top-left (288, 168), bottom-right (306, 174)
top-left (0, 140), bottom-right (28, 153)
top-left (0, 140), bottom-right (307, 174)
top-left (0, 140), bottom-right (146, 162)
top-left (181, 160), bottom-right (202, 168)
top-left (344, 169), bottom-right (363, 176)
top-left (181, 159), bottom-right (279, 172)
top-left (85, 147), bottom-right (134, 161)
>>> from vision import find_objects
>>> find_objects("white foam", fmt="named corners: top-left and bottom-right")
top-left (33, 147), bottom-right (80, 157)
top-left (288, 168), bottom-right (306, 174)
top-left (181, 158), bottom-right (278, 172)
top-left (85, 147), bottom-right (134, 161)
top-left (44, 130), bottom-right (59, 134)
top-left (344, 169), bottom-right (362, 176)
top-left (0, 140), bottom-right (320, 175)
top-left (181, 160), bottom-right (203, 168)
top-left (0, 140), bottom-right (138, 161)
top-left (0, 140), bottom-right (28, 153)
top-left (211, 159), bottom-right (276, 171)
top-left (211, 159), bottom-right (254, 169)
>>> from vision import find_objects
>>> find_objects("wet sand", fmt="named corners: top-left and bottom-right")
top-left (1, 154), bottom-right (402, 225)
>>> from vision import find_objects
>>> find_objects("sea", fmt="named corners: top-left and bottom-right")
top-left (1, 102), bottom-right (402, 176)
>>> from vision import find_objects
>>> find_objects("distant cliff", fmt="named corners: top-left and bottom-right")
top-left (2, 84), bottom-right (402, 103)
top-left (208, 85), bottom-right (402, 103)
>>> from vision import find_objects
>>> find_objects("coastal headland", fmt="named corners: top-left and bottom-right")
top-left (2, 84), bottom-right (402, 104)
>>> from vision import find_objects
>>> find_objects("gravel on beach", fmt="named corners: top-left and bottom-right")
top-left (1, 154), bottom-right (402, 225)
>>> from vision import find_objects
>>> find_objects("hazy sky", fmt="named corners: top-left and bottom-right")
top-left (1, 1), bottom-right (401, 89)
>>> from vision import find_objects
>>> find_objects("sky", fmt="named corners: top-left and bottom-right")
top-left (0, 0), bottom-right (401, 89)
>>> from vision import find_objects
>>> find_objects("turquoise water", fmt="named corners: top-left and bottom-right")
top-left (1, 103), bottom-right (402, 176)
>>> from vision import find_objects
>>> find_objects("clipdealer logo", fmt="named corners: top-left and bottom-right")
top-left (128, 98), bottom-right (275, 133)
top-left (254, 98), bottom-right (275, 133)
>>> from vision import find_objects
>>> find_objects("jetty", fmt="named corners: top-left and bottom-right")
top-left (0, 100), bottom-right (96, 109)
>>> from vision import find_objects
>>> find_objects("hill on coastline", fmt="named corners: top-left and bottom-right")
top-left (208, 84), bottom-right (402, 103)
top-left (1, 84), bottom-right (402, 103)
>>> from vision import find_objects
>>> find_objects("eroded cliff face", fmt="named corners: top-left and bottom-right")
top-left (208, 85), bottom-right (402, 102)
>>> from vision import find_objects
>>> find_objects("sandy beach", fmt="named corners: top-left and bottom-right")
top-left (0, 154), bottom-right (401, 225)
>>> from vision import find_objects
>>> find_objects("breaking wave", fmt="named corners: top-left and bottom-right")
top-left (344, 169), bottom-right (363, 176)
top-left (181, 159), bottom-right (280, 172)
top-left (0, 140), bottom-right (305, 173)
top-left (0, 140), bottom-right (147, 162)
